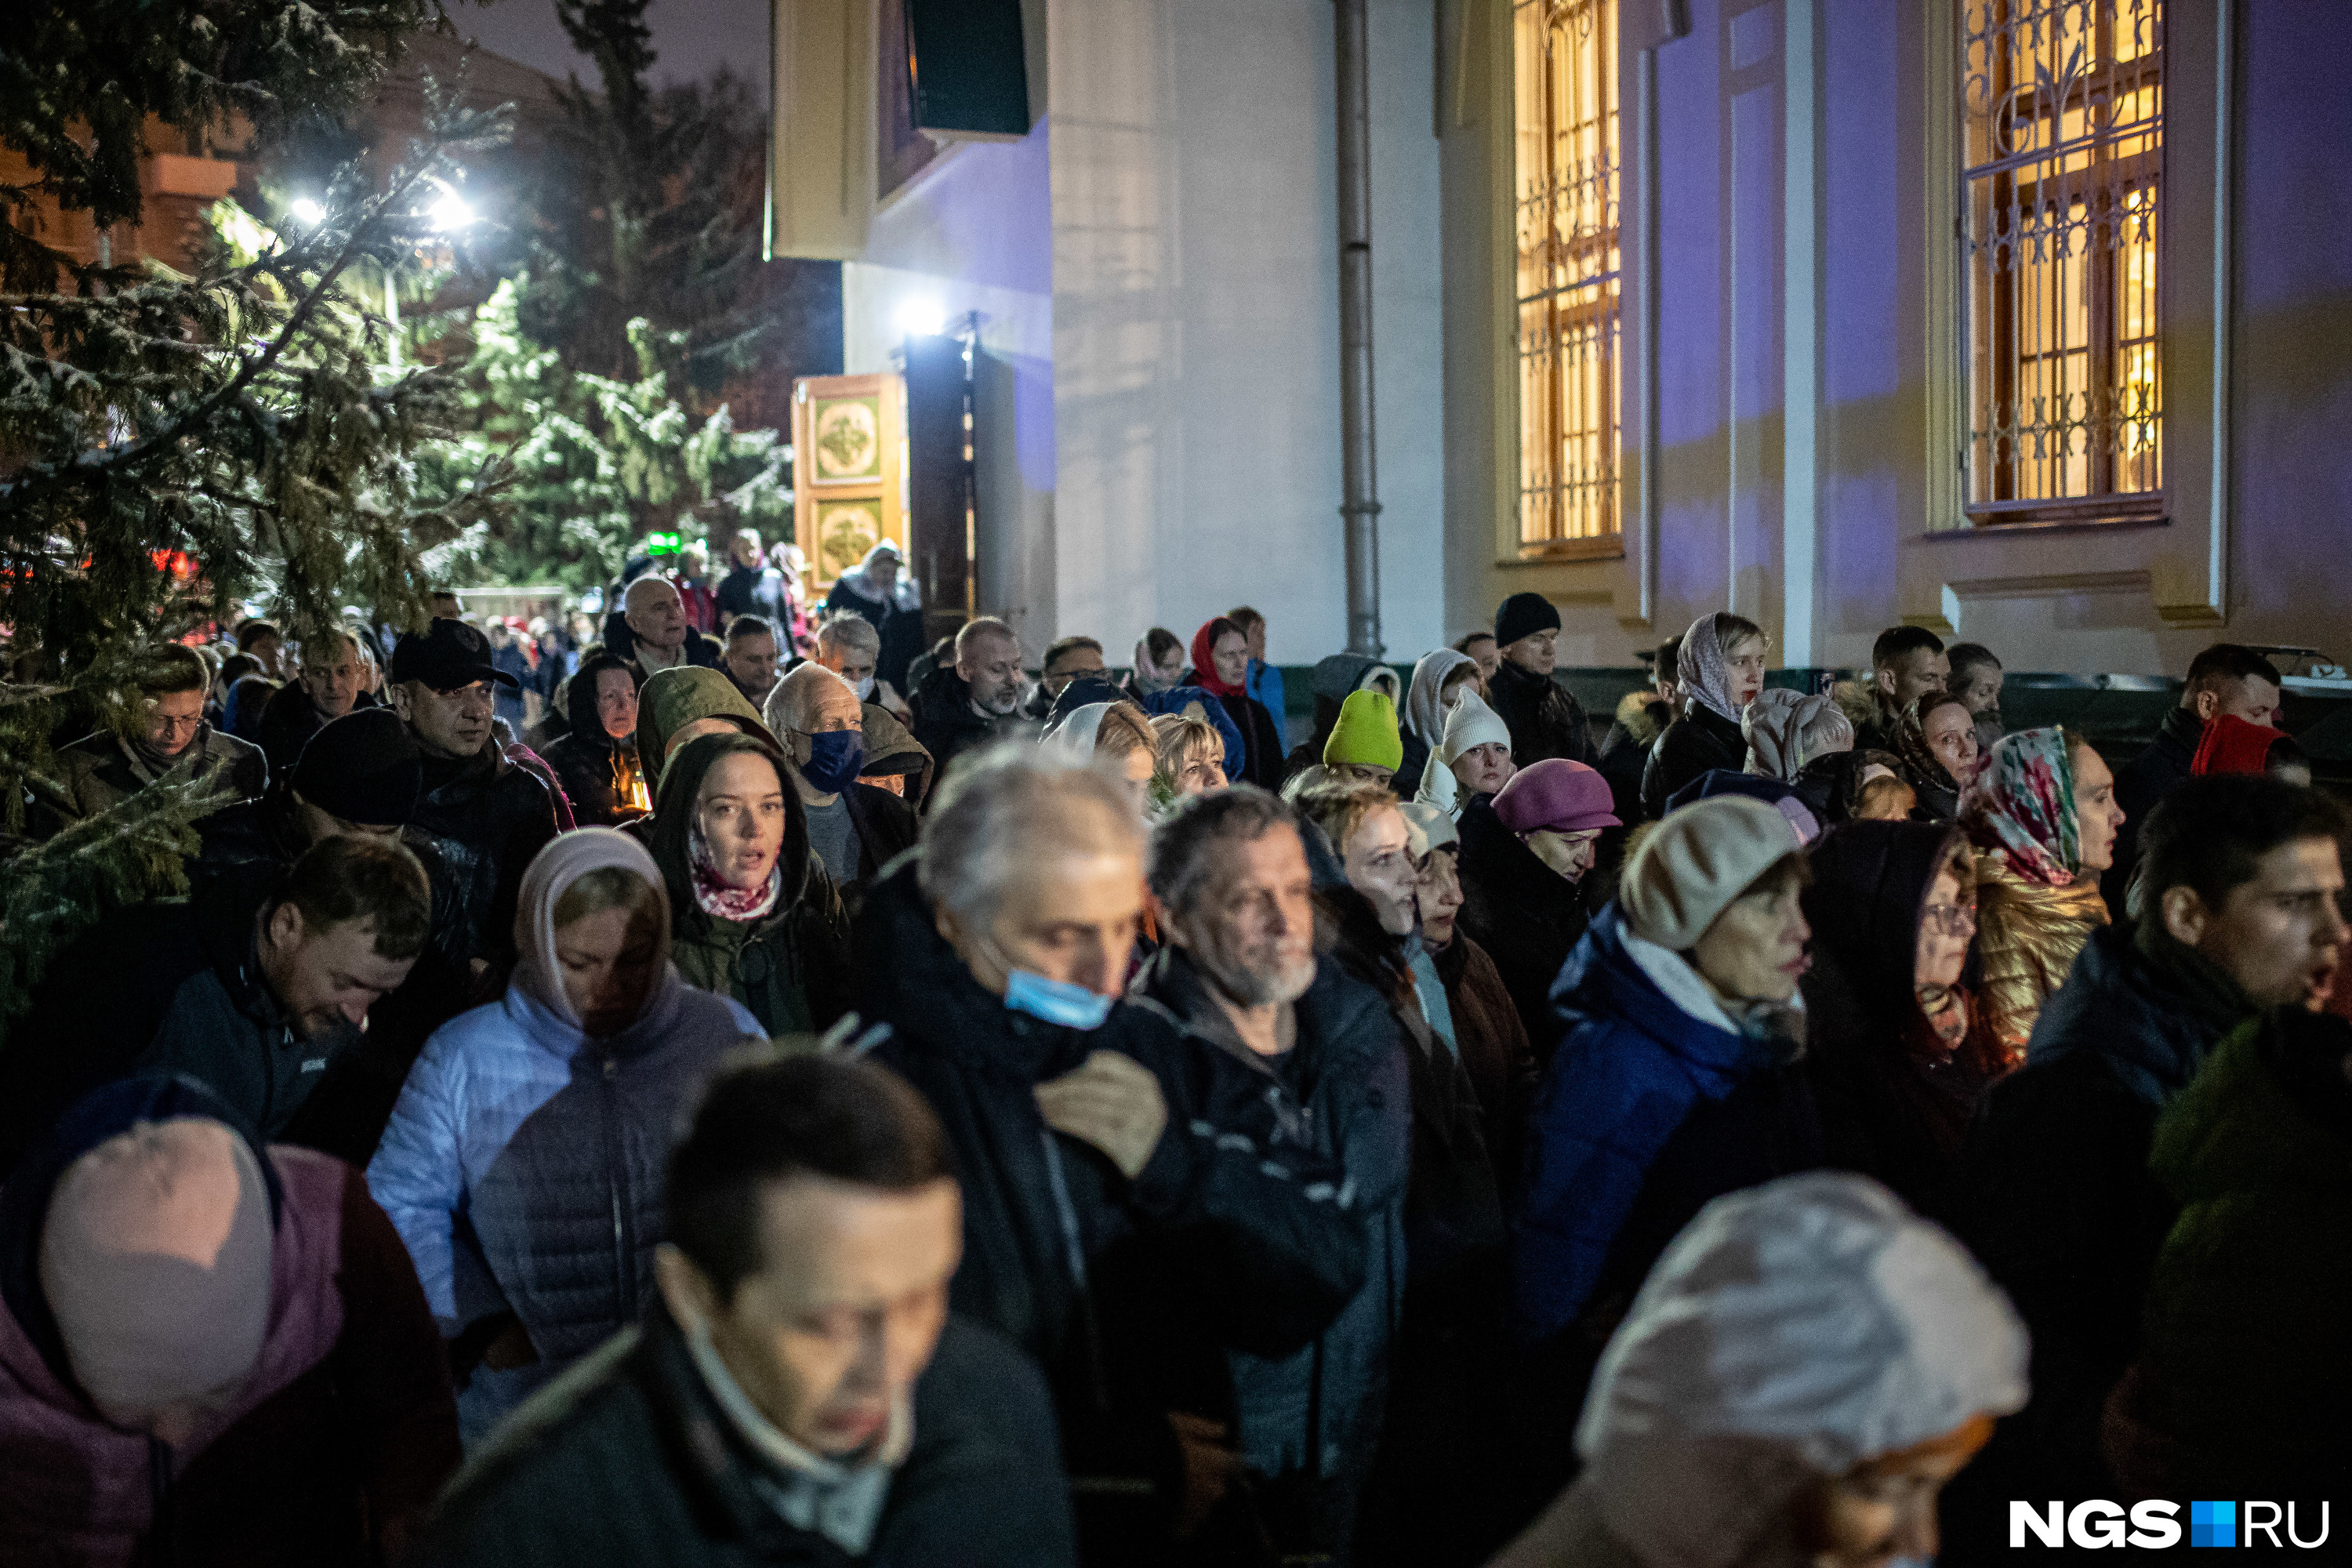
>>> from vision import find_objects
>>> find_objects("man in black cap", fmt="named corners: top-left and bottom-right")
top-left (198, 707), bottom-right (425, 874)
top-left (1485, 591), bottom-right (1595, 766)
top-left (387, 619), bottom-right (560, 976)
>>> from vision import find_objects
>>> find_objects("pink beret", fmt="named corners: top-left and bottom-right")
top-left (1492, 757), bottom-right (1621, 835)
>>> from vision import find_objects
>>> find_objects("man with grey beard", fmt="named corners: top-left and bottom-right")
top-left (1131, 786), bottom-right (1412, 1563)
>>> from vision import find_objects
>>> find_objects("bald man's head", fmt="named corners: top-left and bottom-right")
top-left (625, 576), bottom-right (687, 653)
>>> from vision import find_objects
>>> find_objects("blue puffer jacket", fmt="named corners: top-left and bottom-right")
top-left (368, 972), bottom-right (760, 1441)
top-left (1513, 906), bottom-right (1796, 1343)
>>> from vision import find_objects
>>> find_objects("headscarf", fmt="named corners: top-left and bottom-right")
top-left (1406, 649), bottom-right (1478, 743)
top-left (1959, 728), bottom-right (2081, 888)
top-left (513, 828), bottom-right (673, 1029)
top-left (1675, 612), bottom-right (1747, 725)
top-left (837, 542), bottom-right (920, 612)
top-left (2190, 713), bottom-right (2285, 777)
top-left (1891, 693), bottom-right (1969, 799)
top-left (1189, 618), bottom-right (1247, 699)
top-left (1129, 635), bottom-right (1181, 696)
top-left (1742, 688), bottom-right (1849, 781)
top-left (1575, 1173), bottom-right (2027, 1568)
top-left (1042, 702), bottom-right (1112, 760)
top-left (1415, 688), bottom-right (1512, 816)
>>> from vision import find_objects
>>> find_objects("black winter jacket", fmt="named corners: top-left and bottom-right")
top-left (2103, 704), bottom-right (2201, 913)
top-left (853, 860), bottom-right (1363, 1553)
top-left (408, 739), bottom-right (561, 968)
top-left (1454, 794), bottom-right (1593, 1058)
top-left (412, 1306), bottom-right (1075, 1568)
top-left (1639, 702), bottom-right (1747, 819)
top-left (908, 665), bottom-right (1022, 797)
top-left (255, 682), bottom-right (382, 780)
top-left (1485, 660), bottom-right (1595, 769)
top-left (1940, 922), bottom-right (2252, 1555)
top-left (1128, 948), bottom-right (1410, 1556)
top-left (0, 862), bottom-right (360, 1167)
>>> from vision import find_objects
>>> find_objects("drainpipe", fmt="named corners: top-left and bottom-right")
top-left (1334, 0), bottom-right (1383, 659)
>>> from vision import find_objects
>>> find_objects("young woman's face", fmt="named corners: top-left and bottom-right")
top-left (1690, 869), bottom-right (1812, 1004)
top-left (1725, 636), bottom-right (1769, 712)
top-left (1789, 1414), bottom-right (1992, 1568)
top-left (1915, 863), bottom-right (1975, 992)
top-left (696, 751), bottom-right (789, 892)
top-left (1452, 742), bottom-right (1516, 798)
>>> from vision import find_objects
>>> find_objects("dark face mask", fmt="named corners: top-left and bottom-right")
top-left (801, 730), bottom-right (866, 794)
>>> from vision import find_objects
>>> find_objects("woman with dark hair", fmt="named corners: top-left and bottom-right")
top-left (1183, 615), bottom-right (1287, 789)
top-left (1801, 821), bottom-right (2005, 1208)
top-left (1889, 691), bottom-right (1980, 822)
top-left (646, 731), bottom-right (851, 1035)
top-left (1640, 612), bottom-right (1769, 818)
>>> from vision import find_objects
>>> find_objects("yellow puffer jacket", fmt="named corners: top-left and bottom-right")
top-left (1973, 850), bottom-right (2111, 1064)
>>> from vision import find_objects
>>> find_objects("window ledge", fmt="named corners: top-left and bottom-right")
top-left (1510, 535), bottom-right (1627, 564)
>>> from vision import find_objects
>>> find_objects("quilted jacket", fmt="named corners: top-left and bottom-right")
top-left (368, 974), bottom-right (760, 1441)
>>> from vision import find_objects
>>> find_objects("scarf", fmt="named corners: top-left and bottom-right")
top-left (689, 822), bottom-right (783, 921)
top-left (2190, 713), bottom-right (2281, 777)
top-left (1890, 699), bottom-right (1962, 798)
top-left (1675, 612), bottom-right (1744, 724)
top-left (1741, 688), bottom-right (1839, 781)
top-left (1960, 728), bottom-right (2079, 888)
top-left (1189, 617), bottom-right (1247, 699)
top-left (1406, 649), bottom-right (1478, 742)
top-left (512, 827), bottom-right (674, 1027)
top-left (130, 723), bottom-right (208, 780)
top-left (1129, 637), bottom-right (1180, 696)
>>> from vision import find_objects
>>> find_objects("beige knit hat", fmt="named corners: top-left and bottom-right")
top-left (1620, 796), bottom-right (1804, 950)
top-left (40, 1118), bottom-right (273, 1423)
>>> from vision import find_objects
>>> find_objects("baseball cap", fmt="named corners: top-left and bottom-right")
top-left (390, 618), bottom-right (517, 691)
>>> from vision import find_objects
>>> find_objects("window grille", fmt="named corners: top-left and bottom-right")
top-left (1515, 0), bottom-right (1621, 552)
top-left (1962, 0), bottom-right (2163, 524)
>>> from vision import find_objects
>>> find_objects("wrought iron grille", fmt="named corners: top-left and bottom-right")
top-left (1962, 0), bottom-right (2163, 524)
top-left (1515, 0), bottom-right (1621, 551)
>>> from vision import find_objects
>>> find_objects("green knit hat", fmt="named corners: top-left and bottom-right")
top-left (1323, 690), bottom-right (1403, 771)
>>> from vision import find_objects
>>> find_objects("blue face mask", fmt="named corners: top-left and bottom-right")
top-left (1004, 968), bottom-right (1115, 1031)
top-left (800, 730), bottom-right (866, 794)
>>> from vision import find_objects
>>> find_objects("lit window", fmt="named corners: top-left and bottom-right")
top-left (1515, 0), bottom-right (1621, 552)
top-left (1962, 0), bottom-right (2162, 524)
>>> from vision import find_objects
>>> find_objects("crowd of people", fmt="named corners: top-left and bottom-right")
top-left (2, 567), bottom-right (2345, 1567)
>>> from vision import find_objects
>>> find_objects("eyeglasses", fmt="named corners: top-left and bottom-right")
top-left (1920, 902), bottom-right (1978, 938)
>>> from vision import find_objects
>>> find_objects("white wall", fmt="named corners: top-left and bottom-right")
top-left (835, 0), bottom-right (1445, 669)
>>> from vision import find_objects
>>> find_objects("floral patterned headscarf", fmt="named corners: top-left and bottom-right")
top-left (1959, 728), bottom-right (2080, 887)
top-left (1676, 612), bottom-right (1747, 724)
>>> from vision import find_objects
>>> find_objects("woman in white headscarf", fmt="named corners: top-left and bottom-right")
top-left (1043, 699), bottom-right (1157, 820)
top-left (368, 829), bottom-right (762, 1443)
top-left (1741, 687), bottom-right (1854, 782)
top-left (1493, 1171), bottom-right (2027, 1568)
top-left (1403, 648), bottom-right (1481, 796)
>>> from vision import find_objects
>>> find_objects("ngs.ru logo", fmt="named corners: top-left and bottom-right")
top-left (2010, 1500), bottom-right (2332, 1548)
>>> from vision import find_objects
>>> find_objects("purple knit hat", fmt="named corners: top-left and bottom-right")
top-left (1493, 757), bottom-right (1621, 835)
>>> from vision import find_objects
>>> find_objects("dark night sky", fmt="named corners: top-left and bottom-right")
top-left (453, 0), bottom-right (770, 88)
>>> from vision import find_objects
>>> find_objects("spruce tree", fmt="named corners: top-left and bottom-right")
top-left (0, 2), bottom-right (510, 1042)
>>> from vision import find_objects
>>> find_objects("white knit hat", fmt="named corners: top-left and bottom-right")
top-left (1577, 1172), bottom-right (2029, 1568)
top-left (1619, 796), bottom-right (1802, 950)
